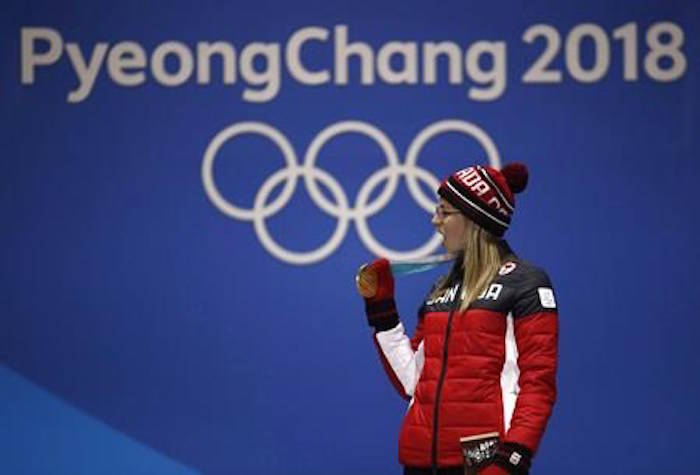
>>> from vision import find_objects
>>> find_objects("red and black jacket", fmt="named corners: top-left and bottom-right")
top-left (371, 245), bottom-right (558, 469)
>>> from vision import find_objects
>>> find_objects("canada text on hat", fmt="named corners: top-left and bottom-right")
top-left (453, 166), bottom-right (513, 218)
top-left (438, 163), bottom-right (528, 237)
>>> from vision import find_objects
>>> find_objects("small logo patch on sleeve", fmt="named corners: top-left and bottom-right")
top-left (537, 287), bottom-right (557, 309)
top-left (509, 452), bottom-right (522, 465)
top-left (498, 261), bottom-right (517, 275)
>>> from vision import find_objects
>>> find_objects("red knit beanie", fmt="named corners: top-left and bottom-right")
top-left (437, 163), bottom-right (529, 237)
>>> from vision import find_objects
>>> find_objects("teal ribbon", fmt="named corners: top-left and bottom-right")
top-left (389, 253), bottom-right (454, 276)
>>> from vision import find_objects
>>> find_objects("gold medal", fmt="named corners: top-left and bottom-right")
top-left (355, 264), bottom-right (378, 298)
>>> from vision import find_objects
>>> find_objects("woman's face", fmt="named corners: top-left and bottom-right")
top-left (432, 198), bottom-right (469, 253)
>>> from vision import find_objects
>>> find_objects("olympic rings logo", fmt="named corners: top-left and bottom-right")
top-left (201, 120), bottom-right (501, 265)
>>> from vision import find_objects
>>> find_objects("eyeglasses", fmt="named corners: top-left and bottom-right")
top-left (434, 206), bottom-right (461, 220)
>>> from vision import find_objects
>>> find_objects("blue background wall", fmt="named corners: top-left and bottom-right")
top-left (2, 1), bottom-right (699, 474)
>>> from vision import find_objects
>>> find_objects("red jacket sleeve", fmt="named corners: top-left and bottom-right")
top-left (372, 314), bottom-right (426, 400)
top-left (503, 273), bottom-right (558, 453)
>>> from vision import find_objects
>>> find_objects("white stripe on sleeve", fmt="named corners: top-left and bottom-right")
top-left (500, 312), bottom-right (521, 432)
top-left (375, 323), bottom-right (425, 397)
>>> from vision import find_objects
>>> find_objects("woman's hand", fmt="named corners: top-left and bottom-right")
top-left (358, 258), bottom-right (398, 331)
top-left (357, 258), bottom-right (394, 301)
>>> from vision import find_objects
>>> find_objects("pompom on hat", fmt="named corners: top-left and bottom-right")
top-left (437, 162), bottom-right (529, 237)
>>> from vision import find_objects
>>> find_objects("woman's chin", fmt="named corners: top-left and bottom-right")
top-left (443, 242), bottom-right (457, 254)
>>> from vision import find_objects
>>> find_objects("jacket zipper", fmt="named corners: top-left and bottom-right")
top-left (431, 286), bottom-right (461, 475)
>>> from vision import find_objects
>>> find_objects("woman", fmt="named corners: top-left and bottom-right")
top-left (360, 163), bottom-right (558, 475)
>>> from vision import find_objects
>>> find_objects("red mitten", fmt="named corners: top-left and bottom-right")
top-left (358, 258), bottom-right (398, 331)
top-left (484, 442), bottom-right (532, 475)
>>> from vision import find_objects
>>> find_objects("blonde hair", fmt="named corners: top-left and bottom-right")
top-left (429, 219), bottom-right (506, 310)
top-left (458, 220), bottom-right (503, 310)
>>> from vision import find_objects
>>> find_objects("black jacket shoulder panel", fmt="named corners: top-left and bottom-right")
top-left (418, 254), bottom-right (557, 317)
top-left (501, 259), bottom-right (557, 318)
top-left (461, 257), bottom-right (557, 316)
